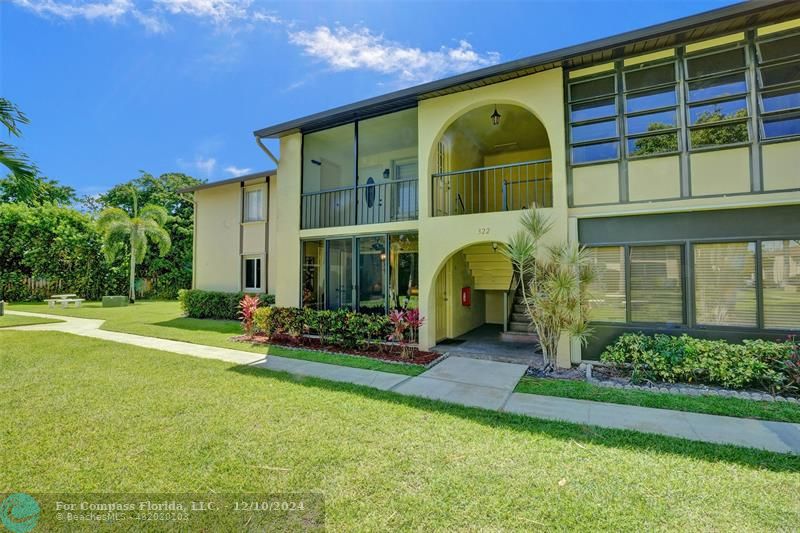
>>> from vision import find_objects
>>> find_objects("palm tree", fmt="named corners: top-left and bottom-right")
top-left (97, 188), bottom-right (171, 303)
top-left (0, 98), bottom-right (36, 197)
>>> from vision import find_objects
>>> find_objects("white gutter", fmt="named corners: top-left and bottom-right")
top-left (255, 136), bottom-right (279, 166)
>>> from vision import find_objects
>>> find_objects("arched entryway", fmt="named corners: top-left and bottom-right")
top-left (431, 103), bottom-right (553, 217)
top-left (429, 241), bottom-right (540, 365)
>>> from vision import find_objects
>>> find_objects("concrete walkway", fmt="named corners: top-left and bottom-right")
top-left (4, 310), bottom-right (800, 455)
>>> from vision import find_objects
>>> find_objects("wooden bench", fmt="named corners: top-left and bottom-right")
top-left (45, 298), bottom-right (85, 309)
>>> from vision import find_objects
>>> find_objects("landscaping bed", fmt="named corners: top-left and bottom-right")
top-left (234, 333), bottom-right (442, 366)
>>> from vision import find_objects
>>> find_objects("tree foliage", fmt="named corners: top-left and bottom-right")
top-left (630, 107), bottom-right (749, 156)
top-left (0, 172), bottom-right (76, 206)
top-left (0, 98), bottom-right (37, 197)
top-left (97, 189), bottom-right (172, 303)
top-left (0, 203), bottom-right (127, 301)
top-left (98, 172), bottom-right (201, 298)
top-left (502, 208), bottom-right (595, 371)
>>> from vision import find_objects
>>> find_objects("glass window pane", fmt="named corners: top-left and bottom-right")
top-left (244, 189), bottom-right (263, 221)
top-left (760, 61), bottom-right (800, 88)
top-left (689, 99), bottom-right (748, 125)
top-left (625, 63), bottom-right (675, 91)
top-left (758, 34), bottom-right (800, 62)
top-left (686, 47), bottom-right (745, 78)
top-left (302, 240), bottom-right (325, 309)
top-left (303, 123), bottom-right (355, 193)
top-left (626, 110), bottom-right (676, 134)
top-left (688, 73), bottom-right (747, 102)
top-left (357, 236), bottom-right (387, 313)
top-left (571, 119), bottom-right (617, 143)
top-left (627, 132), bottom-right (679, 157)
top-left (690, 122), bottom-right (749, 148)
top-left (762, 114), bottom-right (800, 138)
top-left (630, 245), bottom-right (683, 323)
top-left (570, 75), bottom-right (615, 101)
top-left (571, 141), bottom-right (619, 164)
top-left (762, 240), bottom-right (800, 329)
top-left (390, 234), bottom-right (419, 309)
top-left (244, 258), bottom-right (260, 290)
top-left (586, 247), bottom-right (626, 322)
top-left (570, 97), bottom-right (616, 122)
top-left (761, 86), bottom-right (800, 112)
top-left (625, 86), bottom-right (677, 113)
top-left (694, 242), bottom-right (756, 327)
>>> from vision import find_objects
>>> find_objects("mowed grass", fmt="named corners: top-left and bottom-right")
top-left (9, 300), bottom-right (425, 376)
top-left (0, 313), bottom-right (62, 328)
top-left (516, 377), bottom-right (800, 424)
top-left (2, 331), bottom-right (799, 530)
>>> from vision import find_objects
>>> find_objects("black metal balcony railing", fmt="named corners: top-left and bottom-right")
top-left (301, 178), bottom-right (418, 230)
top-left (431, 160), bottom-right (553, 217)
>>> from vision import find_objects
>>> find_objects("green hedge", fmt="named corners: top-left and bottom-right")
top-left (601, 333), bottom-right (798, 393)
top-left (178, 289), bottom-right (274, 320)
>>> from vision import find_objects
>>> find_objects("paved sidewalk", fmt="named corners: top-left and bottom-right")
top-left (4, 310), bottom-right (800, 455)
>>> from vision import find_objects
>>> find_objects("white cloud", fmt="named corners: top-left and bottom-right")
top-left (153, 0), bottom-right (249, 24)
top-left (224, 165), bottom-right (252, 176)
top-left (12, 0), bottom-right (134, 22)
top-left (288, 26), bottom-right (500, 83)
top-left (194, 156), bottom-right (216, 176)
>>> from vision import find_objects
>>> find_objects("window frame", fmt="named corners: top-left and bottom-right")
top-left (567, 71), bottom-right (621, 166)
top-left (242, 184), bottom-right (266, 223)
top-left (756, 28), bottom-right (800, 143)
top-left (242, 255), bottom-right (263, 292)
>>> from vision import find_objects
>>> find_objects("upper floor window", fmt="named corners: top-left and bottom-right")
top-left (243, 187), bottom-right (265, 222)
top-left (567, 72), bottom-right (619, 164)
top-left (684, 45), bottom-right (750, 149)
top-left (756, 30), bottom-right (800, 140)
top-left (624, 61), bottom-right (680, 157)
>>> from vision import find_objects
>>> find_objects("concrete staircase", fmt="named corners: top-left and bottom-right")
top-left (463, 244), bottom-right (513, 290)
top-left (502, 284), bottom-right (539, 344)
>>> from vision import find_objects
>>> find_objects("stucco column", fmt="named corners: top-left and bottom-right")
top-left (275, 133), bottom-right (302, 307)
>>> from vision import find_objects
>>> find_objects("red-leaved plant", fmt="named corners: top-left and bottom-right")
top-left (238, 294), bottom-right (261, 336)
top-left (388, 309), bottom-right (426, 359)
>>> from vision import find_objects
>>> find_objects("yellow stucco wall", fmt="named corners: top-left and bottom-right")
top-left (628, 156), bottom-right (681, 201)
top-left (572, 163), bottom-right (619, 206)
top-left (274, 134), bottom-right (302, 307)
top-left (195, 183), bottom-right (242, 292)
top-left (762, 141), bottom-right (800, 191)
top-left (690, 147), bottom-right (751, 196)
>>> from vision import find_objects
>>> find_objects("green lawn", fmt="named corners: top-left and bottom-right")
top-left (0, 313), bottom-right (62, 328)
top-left (1, 331), bottom-right (798, 530)
top-left (516, 377), bottom-right (800, 424)
top-left (8, 300), bottom-right (425, 376)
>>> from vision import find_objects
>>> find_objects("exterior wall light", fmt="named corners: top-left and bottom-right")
top-left (490, 105), bottom-right (501, 126)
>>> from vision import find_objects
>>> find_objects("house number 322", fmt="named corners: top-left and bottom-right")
top-left (477, 227), bottom-right (490, 235)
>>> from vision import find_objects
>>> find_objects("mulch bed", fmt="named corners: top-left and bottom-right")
top-left (233, 333), bottom-right (442, 365)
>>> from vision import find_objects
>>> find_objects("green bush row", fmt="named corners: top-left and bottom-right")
top-left (601, 332), bottom-right (799, 393)
top-left (178, 289), bottom-right (275, 320)
top-left (252, 306), bottom-right (393, 350)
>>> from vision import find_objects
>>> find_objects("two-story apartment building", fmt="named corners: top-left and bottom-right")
top-left (183, 0), bottom-right (800, 367)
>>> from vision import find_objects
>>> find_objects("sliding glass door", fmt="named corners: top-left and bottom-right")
top-left (326, 239), bottom-right (353, 310)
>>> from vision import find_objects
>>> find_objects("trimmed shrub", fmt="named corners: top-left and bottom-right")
top-left (179, 289), bottom-right (274, 320)
top-left (601, 333), bottom-right (791, 392)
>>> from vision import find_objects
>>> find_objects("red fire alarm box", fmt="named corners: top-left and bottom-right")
top-left (461, 287), bottom-right (471, 307)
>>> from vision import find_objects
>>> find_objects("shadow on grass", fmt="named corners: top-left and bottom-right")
top-left (226, 363), bottom-right (800, 473)
top-left (154, 318), bottom-right (241, 334)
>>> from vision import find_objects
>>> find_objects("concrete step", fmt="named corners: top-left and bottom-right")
top-left (509, 321), bottom-right (536, 333)
top-left (499, 330), bottom-right (539, 344)
top-left (511, 312), bottom-right (528, 322)
top-left (513, 304), bottom-right (527, 314)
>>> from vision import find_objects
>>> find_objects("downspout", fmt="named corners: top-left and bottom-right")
top-left (255, 135), bottom-right (279, 166)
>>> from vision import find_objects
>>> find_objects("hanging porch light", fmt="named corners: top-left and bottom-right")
top-left (490, 105), bottom-right (501, 126)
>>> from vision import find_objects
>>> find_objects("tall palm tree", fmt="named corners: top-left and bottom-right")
top-left (97, 188), bottom-right (171, 303)
top-left (0, 98), bottom-right (36, 197)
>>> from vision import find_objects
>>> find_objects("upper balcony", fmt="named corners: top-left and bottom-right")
top-left (301, 108), bottom-right (418, 230)
top-left (430, 103), bottom-right (553, 217)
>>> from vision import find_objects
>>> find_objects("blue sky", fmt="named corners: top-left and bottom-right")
top-left (2, 0), bottom-right (735, 196)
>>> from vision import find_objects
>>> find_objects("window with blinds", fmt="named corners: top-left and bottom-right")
top-left (761, 240), bottom-right (800, 330)
top-left (629, 245), bottom-right (683, 323)
top-left (694, 242), bottom-right (757, 327)
top-left (586, 246), bottom-right (626, 322)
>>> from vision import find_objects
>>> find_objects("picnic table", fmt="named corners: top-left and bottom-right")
top-left (45, 294), bottom-right (85, 309)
